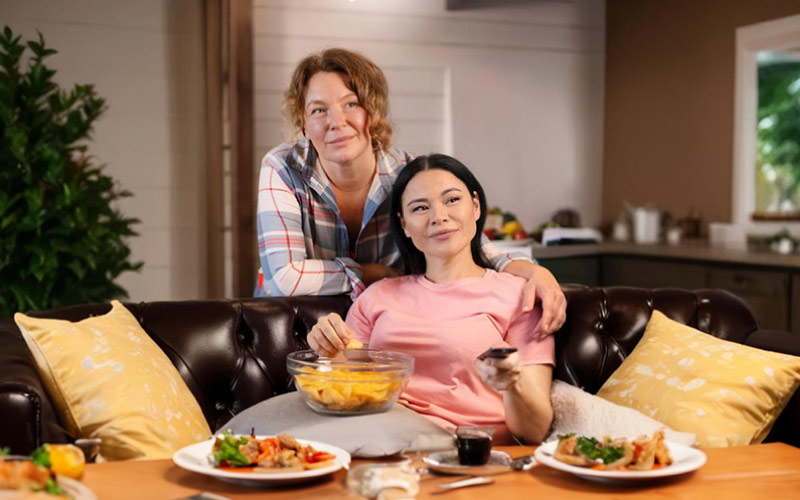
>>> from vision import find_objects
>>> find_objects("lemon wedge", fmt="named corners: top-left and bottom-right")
top-left (49, 444), bottom-right (85, 479)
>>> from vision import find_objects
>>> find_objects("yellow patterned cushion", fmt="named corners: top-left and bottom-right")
top-left (597, 310), bottom-right (800, 448)
top-left (15, 301), bottom-right (211, 460)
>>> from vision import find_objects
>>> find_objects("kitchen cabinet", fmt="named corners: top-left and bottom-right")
top-left (601, 256), bottom-right (707, 289)
top-left (707, 267), bottom-right (789, 331)
top-left (535, 252), bottom-right (796, 333)
top-left (537, 256), bottom-right (599, 286)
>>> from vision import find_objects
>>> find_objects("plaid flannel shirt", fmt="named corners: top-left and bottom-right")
top-left (254, 139), bottom-right (531, 299)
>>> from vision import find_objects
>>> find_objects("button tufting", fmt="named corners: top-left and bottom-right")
top-left (215, 402), bottom-right (226, 411)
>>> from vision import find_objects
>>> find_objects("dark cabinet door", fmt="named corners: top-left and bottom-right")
top-left (538, 256), bottom-right (599, 286)
top-left (600, 256), bottom-right (707, 289)
top-left (544, 253), bottom-right (795, 333)
top-left (707, 267), bottom-right (790, 331)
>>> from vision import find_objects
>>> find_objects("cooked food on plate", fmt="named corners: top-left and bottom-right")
top-left (554, 430), bottom-right (673, 471)
top-left (211, 432), bottom-right (337, 473)
top-left (0, 444), bottom-right (81, 498)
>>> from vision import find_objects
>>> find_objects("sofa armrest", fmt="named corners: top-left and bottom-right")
top-left (0, 319), bottom-right (70, 454)
top-left (745, 329), bottom-right (800, 448)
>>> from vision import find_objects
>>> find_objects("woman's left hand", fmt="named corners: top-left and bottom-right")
top-left (474, 352), bottom-right (521, 392)
top-left (525, 265), bottom-right (567, 339)
top-left (504, 261), bottom-right (567, 338)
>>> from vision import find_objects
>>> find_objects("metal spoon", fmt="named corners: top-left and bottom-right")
top-left (509, 453), bottom-right (537, 471)
top-left (436, 476), bottom-right (494, 491)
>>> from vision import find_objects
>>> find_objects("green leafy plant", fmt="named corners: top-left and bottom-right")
top-left (756, 61), bottom-right (800, 213)
top-left (0, 26), bottom-right (142, 317)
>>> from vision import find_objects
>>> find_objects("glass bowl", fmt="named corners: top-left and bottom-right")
top-left (287, 349), bottom-right (414, 415)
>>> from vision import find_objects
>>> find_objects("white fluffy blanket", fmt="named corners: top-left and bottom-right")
top-left (547, 380), bottom-right (697, 446)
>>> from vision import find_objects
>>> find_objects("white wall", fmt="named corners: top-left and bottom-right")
top-left (1, 0), bottom-right (206, 301)
top-left (2, 0), bottom-right (605, 302)
top-left (252, 0), bottom-right (606, 231)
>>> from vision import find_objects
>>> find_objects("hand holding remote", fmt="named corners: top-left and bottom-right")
top-left (474, 347), bottom-right (520, 391)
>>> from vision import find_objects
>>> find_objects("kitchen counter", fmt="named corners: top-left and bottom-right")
top-left (529, 240), bottom-right (800, 270)
top-left (520, 239), bottom-right (800, 334)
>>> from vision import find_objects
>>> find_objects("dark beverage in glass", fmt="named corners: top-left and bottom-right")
top-left (456, 427), bottom-right (492, 466)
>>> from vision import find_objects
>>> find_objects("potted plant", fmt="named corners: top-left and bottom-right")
top-left (0, 26), bottom-right (142, 318)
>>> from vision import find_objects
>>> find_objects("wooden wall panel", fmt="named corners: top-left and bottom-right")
top-left (603, 0), bottom-right (800, 230)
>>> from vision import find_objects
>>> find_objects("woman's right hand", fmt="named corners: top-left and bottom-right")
top-left (474, 351), bottom-right (522, 392)
top-left (307, 313), bottom-right (357, 357)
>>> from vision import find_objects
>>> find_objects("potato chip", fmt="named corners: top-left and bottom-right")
top-left (345, 338), bottom-right (364, 349)
top-left (294, 366), bottom-right (405, 412)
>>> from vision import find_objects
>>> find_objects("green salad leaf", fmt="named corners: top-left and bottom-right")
top-left (575, 436), bottom-right (624, 465)
top-left (31, 445), bottom-right (51, 468)
top-left (0, 447), bottom-right (9, 457)
top-left (212, 431), bottom-right (250, 467)
top-left (45, 477), bottom-right (65, 495)
top-left (31, 477), bottom-right (66, 496)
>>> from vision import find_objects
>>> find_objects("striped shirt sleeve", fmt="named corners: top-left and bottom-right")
top-left (256, 156), bottom-right (364, 297)
top-left (480, 234), bottom-right (537, 270)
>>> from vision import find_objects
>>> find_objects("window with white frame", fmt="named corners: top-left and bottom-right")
top-left (734, 14), bottom-right (800, 224)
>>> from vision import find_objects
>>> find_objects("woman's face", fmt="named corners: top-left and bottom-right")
top-left (303, 71), bottom-right (373, 168)
top-left (399, 169), bottom-right (481, 262)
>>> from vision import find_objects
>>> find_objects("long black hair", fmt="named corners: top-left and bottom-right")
top-left (389, 154), bottom-right (491, 275)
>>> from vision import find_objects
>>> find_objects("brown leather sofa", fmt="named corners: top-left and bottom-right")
top-left (1, 286), bottom-right (798, 455)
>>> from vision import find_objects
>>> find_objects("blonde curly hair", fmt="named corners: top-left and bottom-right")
top-left (283, 48), bottom-right (393, 150)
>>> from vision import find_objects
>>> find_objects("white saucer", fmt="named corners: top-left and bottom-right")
top-left (423, 450), bottom-right (511, 475)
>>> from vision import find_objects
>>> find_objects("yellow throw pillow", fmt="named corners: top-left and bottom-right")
top-left (597, 310), bottom-right (800, 448)
top-left (15, 301), bottom-right (211, 460)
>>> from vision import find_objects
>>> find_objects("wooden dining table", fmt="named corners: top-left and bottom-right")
top-left (80, 443), bottom-right (800, 499)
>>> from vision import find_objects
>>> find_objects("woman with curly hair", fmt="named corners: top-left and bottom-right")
top-left (255, 48), bottom-right (565, 336)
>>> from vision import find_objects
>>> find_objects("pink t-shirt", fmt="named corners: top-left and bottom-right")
top-left (345, 269), bottom-right (555, 444)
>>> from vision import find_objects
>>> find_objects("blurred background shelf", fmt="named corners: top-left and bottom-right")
top-left (529, 241), bottom-right (800, 335)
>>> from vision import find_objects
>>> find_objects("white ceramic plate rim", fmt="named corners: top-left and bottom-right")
top-left (534, 439), bottom-right (706, 480)
top-left (59, 476), bottom-right (98, 500)
top-left (0, 476), bottom-right (96, 500)
top-left (172, 435), bottom-right (351, 481)
top-left (423, 450), bottom-right (511, 473)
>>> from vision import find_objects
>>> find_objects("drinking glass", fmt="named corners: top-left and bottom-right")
top-left (455, 426), bottom-right (493, 466)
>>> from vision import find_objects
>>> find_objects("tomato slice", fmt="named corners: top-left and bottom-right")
top-left (307, 451), bottom-right (336, 463)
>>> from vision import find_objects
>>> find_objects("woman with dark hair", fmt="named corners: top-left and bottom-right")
top-left (308, 154), bottom-right (554, 445)
top-left (254, 47), bottom-right (566, 338)
top-left (388, 154), bottom-right (493, 275)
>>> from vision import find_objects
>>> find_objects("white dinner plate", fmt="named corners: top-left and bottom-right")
top-left (0, 476), bottom-right (96, 500)
top-left (59, 476), bottom-right (98, 500)
top-left (172, 435), bottom-right (351, 487)
top-left (423, 450), bottom-right (511, 475)
top-left (0, 455), bottom-right (97, 500)
top-left (534, 439), bottom-right (706, 484)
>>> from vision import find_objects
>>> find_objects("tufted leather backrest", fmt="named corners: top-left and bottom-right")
top-left (20, 296), bottom-right (352, 432)
top-left (555, 285), bottom-right (759, 394)
top-left (10, 286), bottom-right (758, 434)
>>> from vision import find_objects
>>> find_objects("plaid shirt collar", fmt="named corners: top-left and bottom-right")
top-left (288, 137), bottom-right (399, 215)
